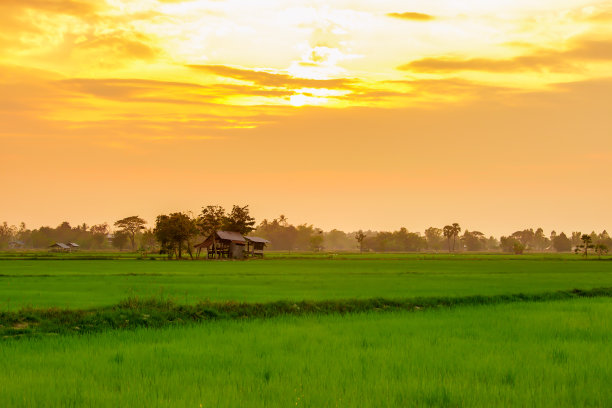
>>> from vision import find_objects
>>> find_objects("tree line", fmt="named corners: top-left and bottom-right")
top-left (1, 212), bottom-right (610, 257)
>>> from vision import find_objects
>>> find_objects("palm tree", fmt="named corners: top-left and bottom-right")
top-left (443, 225), bottom-right (454, 252)
top-left (451, 223), bottom-right (461, 252)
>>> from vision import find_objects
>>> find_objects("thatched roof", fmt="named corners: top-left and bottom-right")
top-left (245, 236), bottom-right (270, 244)
top-left (194, 231), bottom-right (246, 248)
top-left (49, 242), bottom-right (70, 249)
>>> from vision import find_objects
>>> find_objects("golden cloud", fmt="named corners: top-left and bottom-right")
top-left (187, 65), bottom-right (355, 90)
top-left (0, 0), bottom-right (100, 17)
top-left (399, 38), bottom-right (612, 73)
top-left (387, 12), bottom-right (435, 21)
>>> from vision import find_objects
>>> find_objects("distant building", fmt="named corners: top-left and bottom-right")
top-left (8, 240), bottom-right (25, 249)
top-left (68, 242), bottom-right (80, 250)
top-left (195, 231), bottom-right (247, 259)
top-left (49, 242), bottom-right (71, 252)
top-left (244, 236), bottom-right (270, 258)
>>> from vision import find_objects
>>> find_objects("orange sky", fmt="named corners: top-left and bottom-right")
top-left (1, 0), bottom-right (611, 235)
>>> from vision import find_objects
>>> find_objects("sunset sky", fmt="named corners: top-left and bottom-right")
top-left (1, 0), bottom-right (611, 235)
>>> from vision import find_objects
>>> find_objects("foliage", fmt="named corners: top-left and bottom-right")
top-left (461, 230), bottom-right (486, 251)
top-left (500, 236), bottom-right (521, 253)
top-left (424, 227), bottom-right (445, 250)
top-left (114, 216), bottom-right (146, 251)
top-left (154, 212), bottom-right (197, 259)
top-left (575, 234), bottom-right (594, 257)
top-left (309, 232), bottom-right (324, 252)
top-left (222, 205), bottom-right (256, 235)
top-left (442, 223), bottom-right (461, 252)
top-left (198, 205), bottom-right (226, 237)
top-left (362, 228), bottom-right (426, 252)
top-left (513, 242), bottom-right (525, 255)
top-left (552, 232), bottom-right (572, 252)
top-left (443, 225), bottom-right (454, 252)
top-left (254, 216), bottom-right (318, 251)
top-left (111, 231), bottom-right (129, 251)
top-left (355, 230), bottom-right (367, 252)
top-left (594, 244), bottom-right (608, 259)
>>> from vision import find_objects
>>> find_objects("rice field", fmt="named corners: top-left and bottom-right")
top-left (2, 297), bottom-right (611, 407)
top-left (1, 254), bottom-right (611, 407)
top-left (1, 256), bottom-right (612, 310)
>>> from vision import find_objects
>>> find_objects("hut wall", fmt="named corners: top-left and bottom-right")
top-left (229, 242), bottom-right (245, 259)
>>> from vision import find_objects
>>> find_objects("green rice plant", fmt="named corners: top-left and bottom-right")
top-left (1, 298), bottom-right (611, 407)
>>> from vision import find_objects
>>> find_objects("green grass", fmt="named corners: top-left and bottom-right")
top-left (1, 256), bottom-right (612, 310)
top-left (2, 287), bottom-right (611, 338)
top-left (2, 297), bottom-right (611, 407)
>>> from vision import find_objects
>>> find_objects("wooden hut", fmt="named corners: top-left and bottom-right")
top-left (49, 242), bottom-right (71, 252)
top-left (244, 236), bottom-right (270, 258)
top-left (8, 240), bottom-right (25, 249)
top-left (194, 231), bottom-right (246, 259)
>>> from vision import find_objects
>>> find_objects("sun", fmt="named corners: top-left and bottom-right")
top-left (290, 93), bottom-right (308, 107)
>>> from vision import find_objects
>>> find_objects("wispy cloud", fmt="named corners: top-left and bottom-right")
top-left (399, 38), bottom-right (612, 73)
top-left (387, 12), bottom-right (435, 21)
top-left (187, 65), bottom-right (355, 90)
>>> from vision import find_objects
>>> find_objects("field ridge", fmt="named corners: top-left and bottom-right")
top-left (3, 287), bottom-right (612, 339)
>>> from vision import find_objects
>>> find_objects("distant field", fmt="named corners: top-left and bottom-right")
top-left (2, 298), bottom-right (611, 407)
top-left (0, 254), bottom-right (611, 310)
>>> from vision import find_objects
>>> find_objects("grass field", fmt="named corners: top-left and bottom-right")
top-left (1, 255), bottom-right (612, 310)
top-left (1, 254), bottom-right (611, 407)
top-left (2, 298), bottom-right (611, 407)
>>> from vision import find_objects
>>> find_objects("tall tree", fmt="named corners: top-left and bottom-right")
top-left (552, 232), bottom-right (572, 252)
top-left (575, 234), bottom-right (594, 257)
top-left (90, 223), bottom-right (110, 249)
top-left (114, 216), bottom-right (147, 251)
top-left (424, 227), bottom-right (444, 250)
top-left (222, 205), bottom-right (256, 235)
top-left (355, 230), bottom-right (367, 253)
top-left (451, 223), bottom-right (461, 251)
top-left (594, 243), bottom-right (609, 259)
top-left (443, 225), bottom-right (454, 252)
top-left (198, 205), bottom-right (226, 237)
top-left (112, 231), bottom-right (129, 251)
top-left (154, 212), bottom-right (196, 259)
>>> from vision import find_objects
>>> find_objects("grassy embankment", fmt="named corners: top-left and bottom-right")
top-left (1, 298), bottom-right (611, 407)
top-left (2, 287), bottom-right (611, 338)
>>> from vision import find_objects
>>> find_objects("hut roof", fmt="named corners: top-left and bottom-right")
top-left (245, 236), bottom-right (270, 244)
top-left (216, 231), bottom-right (246, 243)
top-left (194, 231), bottom-right (246, 249)
top-left (68, 242), bottom-right (80, 247)
top-left (50, 242), bottom-right (70, 249)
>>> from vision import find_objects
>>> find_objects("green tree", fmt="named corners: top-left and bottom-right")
top-left (594, 244), bottom-right (609, 259)
top-left (309, 231), bottom-right (324, 252)
top-left (355, 230), bottom-right (367, 253)
top-left (443, 225), bottom-right (453, 252)
top-left (154, 212), bottom-right (197, 259)
top-left (222, 205), bottom-right (256, 235)
top-left (114, 216), bottom-right (147, 251)
top-left (451, 223), bottom-right (461, 251)
top-left (112, 231), bottom-right (129, 251)
top-left (461, 230), bottom-right (485, 251)
top-left (552, 232), bottom-right (572, 252)
top-left (513, 242), bottom-right (525, 254)
top-left (575, 234), bottom-right (594, 257)
top-left (198, 205), bottom-right (226, 237)
top-left (424, 227), bottom-right (444, 250)
top-left (139, 228), bottom-right (158, 253)
top-left (90, 223), bottom-right (109, 249)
